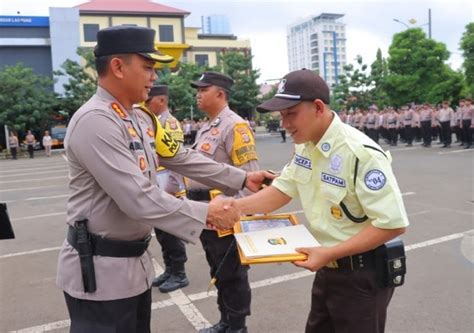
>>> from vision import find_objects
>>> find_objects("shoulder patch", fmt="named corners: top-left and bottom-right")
top-left (294, 154), bottom-right (312, 169)
top-left (155, 121), bottom-right (180, 158)
top-left (364, 169), bottom-right (386, 190)
top-left (231, 123), bottom-right (257, 166)
top-left (111, 102), bottom-right (128, 119)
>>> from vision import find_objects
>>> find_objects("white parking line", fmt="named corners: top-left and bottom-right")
top-left (0, 176), bottom-right (68, 185)
top-left (6, 229), bottom-right (473, 333)
top-left (11, 212), bottom-right (66, 222)
top-left (0, 164), bottom-right (67, 175)
top-left (0, 184), bottom-right (66, 193)
top-left (4, 194), bottom-right (69, 204)
top-left (438, 148), bottom-right (473, 155)
top-left (0, 169), bottom-right (68, 179)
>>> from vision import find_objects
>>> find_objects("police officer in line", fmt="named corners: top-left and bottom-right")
top-left (438, 101), bottom-right (454, 148)
top-left (141, 85), bottom-right (190, 293)
top-left (232, 69), bottom-right (409, 333)
top-left (420, 103), bottom-right (433, 147)
top-left (188, 72), bottom-right (260, 333)
top-left (460, 98), bottom-right (473, 149)
top-left (365, 105), bottom-right (378, 143)
top-left (56, 26), bottom-right (273, 333)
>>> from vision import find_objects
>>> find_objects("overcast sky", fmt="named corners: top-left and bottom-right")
top-left (1, 0), bottom-right (472, 83)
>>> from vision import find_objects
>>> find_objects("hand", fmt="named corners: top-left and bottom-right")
top-left (293, 246), bottom-right (334, 272)
top-left (206, 197), bottom-right (240, 230)
top-left (245, 170), bottom-right (278, 192)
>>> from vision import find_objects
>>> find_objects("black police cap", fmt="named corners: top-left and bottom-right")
top-left (94, 26), bottom-right (173, 63)
top-left (149, 85), bottom-right (169, 97)
top-left (191, 71), bottom-right (234, 91)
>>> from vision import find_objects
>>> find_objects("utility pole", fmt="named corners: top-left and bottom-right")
top-left (428, 8), bottom-right (432, 39)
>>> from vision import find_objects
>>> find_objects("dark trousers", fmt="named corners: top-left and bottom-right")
top-left (27, 144), bottom-right (34, 158)
top-left (389, 128), bottom-right (398, 145)
top-left (10, 147), bottom-right (17, 159)
top-left (64, 289), bottom-right (152, 333)
top-left (305, 268), bottom-right (394, 333)
top-left (154, 228), bottom-right (187, 271)
top-left (440, 121), bottom-right (451, 145)
top-left (462, 120), bottom-right (472, 147)
top-left (404, 125), bottom-right (413, 145)
top-left (280, 130), bottom-right (286, 142)
top-left (200, 230), bottom-right (251, 329)
top-left (421, 121), bottom-right (432, 146)
top-left (367, 128), bottom-right (377, 143)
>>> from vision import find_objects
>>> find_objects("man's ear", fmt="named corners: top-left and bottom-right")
top-left (109, 57), bottom-right (125, 79)
top-left (312, 99), bottom-right (326, 113)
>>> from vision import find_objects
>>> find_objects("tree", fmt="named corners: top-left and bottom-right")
top-left (0, 63), bottom-right (57, 135)
top-left (460, 22), bottom-right (474, 96)
top-left (331, 55), bottom-right (375, 110)
top-left (385, 28), bottom-right (462, 105)
top-left (158, 63), bottom-right (207, 120)
top-left (53, 48), bottom-right (97, 118)
top-left (218, 51), bottom-right (260, 120)
top-left (370, 48), bottom-right (389, 107)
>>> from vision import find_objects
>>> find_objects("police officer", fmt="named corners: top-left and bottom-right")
top-left (189, 72), bottom-right (260, 333)
top-left (460, 98), bottom-right (473, 149)
top-left (420, 103), bottom-right (433, 147)
top-left (141, 85), bottom-right (190, 293)
top-left (439, 101), bottom-right (454, 148)
top-left (234, 69), bottom-right (409, 333)
top-left (366, 105), bottom-right (378, 142)
top-left (56, 26), bottom-right (272, 333)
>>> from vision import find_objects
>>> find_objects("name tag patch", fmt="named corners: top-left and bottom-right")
top-left (321, 172), bottom-right (346, 187)
top-left (364, 169), bottom-right (386, 190)
top-left (294, 155), bottom-right (312, 169)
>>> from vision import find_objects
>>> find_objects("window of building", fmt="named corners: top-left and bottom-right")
top-left (83, 24), bottom-right (99, 42)
top-left (159, 25), bottom-right (174, 42)
top-left (195, 54), bottom-right (209, 66)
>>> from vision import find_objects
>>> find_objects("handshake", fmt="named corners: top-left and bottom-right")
top-left (206, 197), bottom-right (240, 230)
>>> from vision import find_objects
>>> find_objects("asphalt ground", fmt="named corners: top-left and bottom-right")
top-left (0, 131), bottom-right (473, 333)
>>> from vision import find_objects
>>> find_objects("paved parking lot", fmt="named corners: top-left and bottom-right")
top-left (0, 134), bottom-right (473, 332)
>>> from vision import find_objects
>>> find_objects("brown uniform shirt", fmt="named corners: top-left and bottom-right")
top-left (187, 106), bottom-right (259, 197)
top-left (57, 87), bottom-right (246, 301)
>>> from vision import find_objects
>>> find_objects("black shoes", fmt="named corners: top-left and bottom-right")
top-left (199, 322), bottom-right (229, 333)
top-left (152, 270), bottom-right (170, 287)
top-left (158, 272), bottom-right (189, 293)
top-left (198, 322), bottom-right (248, 333)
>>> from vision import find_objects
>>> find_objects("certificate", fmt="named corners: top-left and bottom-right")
top-left (233, 214), bottom-right (320, 265)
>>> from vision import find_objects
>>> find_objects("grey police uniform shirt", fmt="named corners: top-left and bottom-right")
top-left (57, 87), bottom-right (246, 301)
top-left (187, 106), bottom-right (259, 199)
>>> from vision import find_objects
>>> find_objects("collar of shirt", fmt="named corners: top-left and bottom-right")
top-left (96, 85), bottom-right (133, 121)
top-left (158, 109), bottom-right (170, 127)
top-left (304, 111), bottom-right (342, 158)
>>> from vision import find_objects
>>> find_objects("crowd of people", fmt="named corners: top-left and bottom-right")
top-left (338, 99), bottom-right (474, 149)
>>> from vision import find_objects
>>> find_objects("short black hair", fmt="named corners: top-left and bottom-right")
top-left (95, 54), bottom-right (132, 77)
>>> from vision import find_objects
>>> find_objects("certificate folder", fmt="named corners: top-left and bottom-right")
top-left (234, 214), bottom-right (320, 265)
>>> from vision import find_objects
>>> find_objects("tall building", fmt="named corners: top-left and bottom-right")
top-left (201, 14), bottom-right (231, 34)
top-left (287, 13), bottom-right (347, 88)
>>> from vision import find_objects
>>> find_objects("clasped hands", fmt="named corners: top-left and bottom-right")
top-left (206, 170), bottom-right (277, 230)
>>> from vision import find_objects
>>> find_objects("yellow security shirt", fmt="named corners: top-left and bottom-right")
top-left (273, 112), bottom-right (409, 247)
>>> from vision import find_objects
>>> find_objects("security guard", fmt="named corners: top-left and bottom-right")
top-left (235, 69), bottom-right (409, 333)
top-left (56, 26), bottom-right (272, 333)
top-left (189, 72), bottom-right (260, 333)
top-left (141, 85), bottom-right (189, 293)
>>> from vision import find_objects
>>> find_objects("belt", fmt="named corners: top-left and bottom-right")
top-left (67, 226), bottom-right (151, 258)
top-left (187, 189), bottom-right (212, 201)
top-left (326, 249), bottom-right (376, 270)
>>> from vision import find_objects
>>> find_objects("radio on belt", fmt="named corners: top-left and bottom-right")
top-left (375, 237), bottom-right (406, 288)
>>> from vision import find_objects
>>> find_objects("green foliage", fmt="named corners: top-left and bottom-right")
top-left (460, 22), bottom-right (474, 96)
top-left (385, 28), bottom-right (458, 105)
top-left (0, 63), bottom-right (57, 134)
top-left (218, 52), bottom-right (261, 119)
top-left (53, 48), bottom-right (97, 118)
top-left (157, 63), bottom-right (206, 120)
top-left (332, 55), bottom-right (375, 110)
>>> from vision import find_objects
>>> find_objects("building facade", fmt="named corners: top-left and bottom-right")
top-left (0, 0), bottom-right (251, 94)
top-left (287, 13), bottom-right (347, 87)
top-left (201, 14), bottom-right (231, 35)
